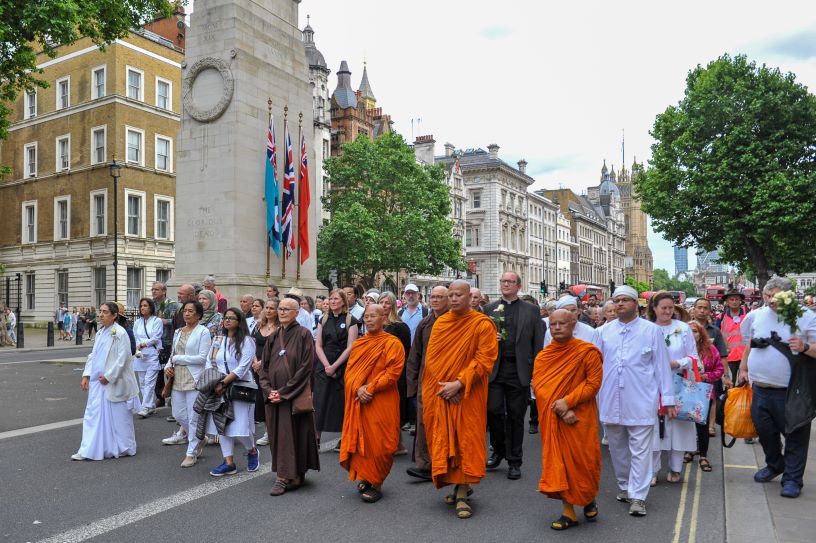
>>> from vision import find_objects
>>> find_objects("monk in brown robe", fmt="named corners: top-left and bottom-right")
top-left (533, 309), bottom-right (603, 531)
top-left (423, 280), bottom-right (498, 519)
top-left (339, 304), bottom-right (406, 503)
top-left (260, 297), bottom-right (320, 496)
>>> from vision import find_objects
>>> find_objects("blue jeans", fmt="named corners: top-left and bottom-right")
top-left (750, 385), bottom-right (811, 487)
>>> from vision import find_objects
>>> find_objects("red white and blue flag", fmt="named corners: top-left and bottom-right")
top-left (265, 115), bottom-right (281, 256)
top-left (298, 130), bottom-right (311, 264)
top-left (281, 120), bottom-right (296, 256)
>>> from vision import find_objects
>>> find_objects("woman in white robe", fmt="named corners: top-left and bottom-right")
top-left (72, 302), bottom-right (140, 461)
top-left (133, 297), bottom-right (164, 418)
top-left (649, 293), bottom-right (700, 484)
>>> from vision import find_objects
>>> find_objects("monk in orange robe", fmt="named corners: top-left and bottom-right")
top-left (533, 309), bottom-right (603, 531)
top-left (423, 280), bottom-right (498, 519)
top-left (339, 304), bottom-right (405, 503)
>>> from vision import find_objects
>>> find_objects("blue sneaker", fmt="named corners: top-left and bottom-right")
top-left (754, 466), bottom-right (782, 483)
top-left (781, 482), bottom-right (801, 498)
top-left (247, 449), bottom-right (259, 472)
top-left (209, 461), bottom-right (238, 477)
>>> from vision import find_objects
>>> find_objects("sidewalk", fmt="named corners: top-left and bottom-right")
top-left (0, 326), bottom-right (93, 352)
top-left (724, 429), bottom-right (816, 543)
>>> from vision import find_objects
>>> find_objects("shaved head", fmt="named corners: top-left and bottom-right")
top-left (549, 309), bottom-right (577, 342)
top-left (470, 287), bottom-right (482, 309)
top-left (363, 303), bottom-right (387, 334)
top-left (278, 298), bottom-right (299, 311)
top-left (449, 281), bottom-right (471, 315)
top-left (430, 285), bottom-right (449, 313)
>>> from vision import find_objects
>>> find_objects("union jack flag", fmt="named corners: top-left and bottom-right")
top-left (281, 120), bottom-right (296, 255)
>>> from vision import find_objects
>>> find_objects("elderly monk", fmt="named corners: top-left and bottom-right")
top-left (406, 285), bottom-right (449, 481)
top-left (544, 296), bottom-right (599, 347)
top-left (423, 280), bottom-right (498, 519)
top-left (339, 304), bottom-right (406, 503)
top-left (534, 309), bottom-right (603, 530)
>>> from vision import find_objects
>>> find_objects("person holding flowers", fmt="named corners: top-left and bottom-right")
top-left (738, 277), bottom-right (816, 498)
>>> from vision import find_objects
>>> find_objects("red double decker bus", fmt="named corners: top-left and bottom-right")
top-left (568, 284), bottom-right (604, 303)
top-left (741, 287), bottom-right (760, 304)
top-left (706, 285), bottom-right (727, 303)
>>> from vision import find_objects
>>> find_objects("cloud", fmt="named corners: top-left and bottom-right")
top-left (480, 25), bottom-right (512, 40)
top-left (760, 27), bottom-right (816, 59)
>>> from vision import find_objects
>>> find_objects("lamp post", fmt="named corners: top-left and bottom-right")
top-left (108, 159), bottom-right (121, 302)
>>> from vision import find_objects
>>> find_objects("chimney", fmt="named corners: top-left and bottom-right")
top-left (414, 135), bottom-right (436, 165)
top-left (488, 143), bottom-right (499, 160)
top-left (444, 142), bottom-right (455, 157)
top-left (517, 159), bottom-right (528, 174)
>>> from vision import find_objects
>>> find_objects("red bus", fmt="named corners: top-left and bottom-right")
top-left (741, 287), bottom-right (760, 304)
top-left (568, 284), bottom-right (604, 303)
top-left (706, 285), bottom-right (727, 303)
top-left (641, 291), bottom-right (686, 304)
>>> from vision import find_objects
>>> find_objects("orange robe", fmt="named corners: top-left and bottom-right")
top-left (533, 337), bottom-right (603, 506)
top-left (422, 309), bottom-right (498, 488)
top-left (339, 331), bottom-right (405, 486)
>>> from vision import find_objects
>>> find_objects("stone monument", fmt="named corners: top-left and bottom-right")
top-left (173, 0), bottom-right (324, 300)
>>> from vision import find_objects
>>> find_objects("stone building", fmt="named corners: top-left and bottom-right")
top-left (556, 210), bottom-right (577, 287)
top-left (617, 161), bottom-right (653, 285)
top-left (587, 162), bottom-right (626, 291)
top-left (329, 61), bottom-right (392, 158)
top-left (303, 20), bottom-right (332, 226)
top-left (526, 191), bottom-right (559, 300)
top-left (0, 28), bottom-right (183, 323)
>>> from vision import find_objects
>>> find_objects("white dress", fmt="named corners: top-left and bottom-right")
top-left (132, 315), bottom-right (164, 372)
top-left (656, 320), bottom-right (700, 452)
top-left (205, 335), bottom-right (256, 438)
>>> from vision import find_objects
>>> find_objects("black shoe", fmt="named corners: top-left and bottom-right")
top-left (405, 467), bottom-right (432, 481)
top-left (529, 422), bottom-right (539, 435)
top-left (507, 466), bottom-right (521, 480)
top-left (486, 452), bottom-right (504, 470)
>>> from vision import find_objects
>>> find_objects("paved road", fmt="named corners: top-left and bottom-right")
top-left (0, 346), bottom-right (92, 365)
top-left (1, 358), bottom-right (727, 543)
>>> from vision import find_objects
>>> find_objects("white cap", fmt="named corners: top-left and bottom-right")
top-left (404, 283), bottom-right (419, 293)
top-left (365, 292), bottom-right (380, 302)
top-left (555, 296), bottom-right (578, 310)
top-left (612, 285), bottom-right (639, 301)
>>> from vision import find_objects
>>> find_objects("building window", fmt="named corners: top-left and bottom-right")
top-left (92, 66), bottom-right (106, 99)
top-left (24, 142), bottom-right (37, 178)
top-left (57, 271), bottom-right (69, 306)
top-left (125, 190), bottom-right (145, 237)
top-left (56, 135), bottom-right (70, 171)
top-left (54, 196), bottom-right (70, 240)
top-left (25, 272), bottom-right (35, 310)
top-left (91, 126), bottom-right (106, 164)
top-left (22, 200), bottom-right (37, 243)
top-left (155, 135), bottom-right (172, 172)
top-left (156, 77), bottom-right (171, 110)
top-left (56, 76), bottom-right (70, 109)
top-left (126, 127), bottom-right (143, 165)
top-left (93, 267), bottom-right (107, 308)
top-left (126, 67), bottom-right (143, 101)
top-left (155, 196), bottom-right (173, 240)
top-left (156, 269), bottom-right (172, 284)
top-left (472, 190), bottom-right (481, 208)
top-left (126, 267), bottom-right (143, 309)
top-left (465, 227), bottom-right (480, 247)
top-left (24, 90), bottom-right (37, 119)
top-left (90, 190), bottom-right (107, 236)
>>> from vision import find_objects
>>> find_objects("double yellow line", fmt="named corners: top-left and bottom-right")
top-left (671, 461), bottom-right (704, 543)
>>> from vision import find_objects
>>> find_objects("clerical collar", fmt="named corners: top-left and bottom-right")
top-left (501, 297), bottom-right (519, 305)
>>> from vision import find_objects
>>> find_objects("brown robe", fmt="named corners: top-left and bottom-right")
top-left (260, 322), bottom-right (320, 480)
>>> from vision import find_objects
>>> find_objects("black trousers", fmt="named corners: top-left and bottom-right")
top-left (487, 358), bottom-right (527, 467)
top-left (751, 385), bottom-right (811, 487)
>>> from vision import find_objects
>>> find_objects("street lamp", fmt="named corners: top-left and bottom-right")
top-left (108, 159), bottom-right (121, 302)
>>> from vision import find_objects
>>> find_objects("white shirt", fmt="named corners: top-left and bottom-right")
top-left (246, 316), bottom-right (257, 334)
top-left (658, 320), bottom-right (700, 373)
top-left (743, 306), bottom-right (816, 387)
top-left (597, 317), bottom-right (675, 426)
top-left (544, 320), bottom-right (599, 347)
top-left (349, 302), bottom-right (364, 321)
top-left (296, 307), bottom-right (314, 334)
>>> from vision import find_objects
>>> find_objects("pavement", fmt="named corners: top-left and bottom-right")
top-left (0, 325), bottom-right (94, 352)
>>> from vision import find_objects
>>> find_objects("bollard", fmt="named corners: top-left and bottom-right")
top-left (47, 321), bottom-right (54, 347)
top-left (75, 329), bottom-right (83, 345)
top-left (16, 321), bottom-right (24, 349)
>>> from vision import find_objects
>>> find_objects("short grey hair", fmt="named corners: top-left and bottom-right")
top-left (203, 275), bottom-right (216, 286)
top-left (602, 300), bottom-right (615, 311)
top-left (764, 277), bottom-right (792, 292)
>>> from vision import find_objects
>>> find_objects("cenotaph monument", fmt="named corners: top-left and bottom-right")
top-left (173, 0), bottom-right (324, 300)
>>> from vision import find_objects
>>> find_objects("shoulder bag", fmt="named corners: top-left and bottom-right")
top-left (220, 336), bottom-right (259, 403)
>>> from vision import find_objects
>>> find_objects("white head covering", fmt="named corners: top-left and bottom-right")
top-left (612, 285), bottom-right (639, 301)
top-left (555, 296), bottom-right (578, 310)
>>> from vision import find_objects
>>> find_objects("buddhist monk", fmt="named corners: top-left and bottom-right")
top-left (533, 309), bottom-right (603, 530)
top-left (423, 280), bottom-right (498, 519)
top-left (339, 304), bottom-right (406, 503)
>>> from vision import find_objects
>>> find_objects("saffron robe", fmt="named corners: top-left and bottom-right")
top-left (533, 337), bottom-right (603, 506)
top-left (339, 332), bottom-right (405, 486)
top-left (422, 310), bottom-right (498, 488)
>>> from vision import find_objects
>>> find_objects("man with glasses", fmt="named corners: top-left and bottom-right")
top-left (597, 285), bottom-right (676, 517)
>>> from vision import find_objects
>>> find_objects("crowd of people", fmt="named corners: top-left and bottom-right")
top-left (70, 274), bottom-right (816, 530)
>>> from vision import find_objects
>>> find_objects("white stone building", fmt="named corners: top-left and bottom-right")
top-left (303, 21), bottom-right (331, 226)
top-left (556, 210), bottom-right (576, 288)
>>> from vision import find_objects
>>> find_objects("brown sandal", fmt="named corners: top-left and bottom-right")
top-left (699, 458), bottom-right (712, 472)
top-left (269, 479), bottom-right (288, 496)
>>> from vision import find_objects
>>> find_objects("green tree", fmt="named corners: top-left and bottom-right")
top-left (637, 54), bottom-right (816, 288)
top-left (651, 268), bottom-right (698, 297)
top-left (317, 132), bottom-right (463, 288)
top-left (624, 275), bottom-right (650, 294)
top-left (0, 0), bottom-right (174, 143)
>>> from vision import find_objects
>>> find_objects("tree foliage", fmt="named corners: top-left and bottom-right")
top-left (637, 54), bottom-right (816, 288)
top-left (651, 268), bottom-right (697, 296)
top-left (317, 132), bottom-right (463, 288)
top-left (624, 275), bottom-right (650, 294)
top-left (0, 0), bottom-right (174, 141)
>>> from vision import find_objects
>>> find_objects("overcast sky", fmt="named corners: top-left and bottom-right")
top-left (189, 1), bottom-right (816, 273)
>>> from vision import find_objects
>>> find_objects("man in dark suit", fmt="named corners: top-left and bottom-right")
top-left (484, 271), bottom-right (544, 480)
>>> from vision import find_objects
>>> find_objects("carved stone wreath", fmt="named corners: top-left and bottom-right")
top-left (182, 56), bottom-right (234, 123)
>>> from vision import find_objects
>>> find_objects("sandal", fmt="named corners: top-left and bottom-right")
top-left (455, 497), bottom-right (473, 519)
top-left (269, 479), bottom-right (288, 496)
top-left (444, 486), bottom-right (474, 504)
top-left (667, 471), bottom-right (682, 484)
top-left (583, 501), bottom-right (598, 522)
top-left (550, 515), bottom-right (579, 531)
top-left (699, 458), bottom-right (712, 472)
top-left (357, 480), bottom-right (372, 493)
top-left (361, 486), bottom-right (383, 503)
top-left (650, 476), bottom-right (658, 487)
top-left (683, 452), bottom-right (694, 463)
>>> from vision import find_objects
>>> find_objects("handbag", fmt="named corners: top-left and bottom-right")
top-left (218, 336), bottom-right (259, 404)
top-left (672, 359), bottom-right (714, 424)
top-left (277, 330), bottom-right (314, 415)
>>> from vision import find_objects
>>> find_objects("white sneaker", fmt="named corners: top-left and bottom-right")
top-left (162, 430), bottom-right (188, 445)
top-left (70, 453), bottom-right (87, 461)
top-left (137, 409), bottom-right (149, 419)
top-left (256, 432), bottom-right (269, 446)
top-left (601, 436), bottom-right (609, 446)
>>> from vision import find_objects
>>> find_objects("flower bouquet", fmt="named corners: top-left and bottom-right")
top-left (772, 290), bottom-right (805, 334)
top-left (492, 304), bottom-right (507, 341)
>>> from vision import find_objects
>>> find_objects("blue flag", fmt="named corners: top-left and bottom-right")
top-left (265, 115), bottom-right (281, 256)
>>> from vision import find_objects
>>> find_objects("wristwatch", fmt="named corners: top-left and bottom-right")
top-left (804, 343), bottom-right (811, 354)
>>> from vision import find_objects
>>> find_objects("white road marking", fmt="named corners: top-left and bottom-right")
top-left (36, 464), bottom-right (272, 543)
top-left (0, 418), bottom-right (83, 441)
top-left (671, 462), bottom-right (692, 543)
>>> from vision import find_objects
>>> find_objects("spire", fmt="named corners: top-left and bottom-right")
top-left (303, 14), bottom-right (314, 43)
top-left (331, 60), bottom-right (357, 109)
top-left (358, 61), bottom-right (376, 101)
top-left (601, 159), bottom-right (608, 181)
top-left (302, 16), bottom-right (327, 70)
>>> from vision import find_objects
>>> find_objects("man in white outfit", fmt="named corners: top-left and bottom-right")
top-left (597, 285), bottom-right (676, 516)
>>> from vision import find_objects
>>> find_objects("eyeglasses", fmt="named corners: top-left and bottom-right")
top-left (222, 316), bottom-right (240, 321)
top-left (499, 280), bottom-right (518, 285)
top-left (613, 298), bottom-right (635, 304)
top-left (277, 308), bottom-right (296, 313)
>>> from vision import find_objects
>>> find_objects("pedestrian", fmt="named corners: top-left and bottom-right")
top-left (86, 306), bottom-right (97, 340)
top-left (339, 304), bottom-right (406, 503)
top-left (253, 298), bottom-right (279, 447)
top-left (423, 280), bottom-right (498, 519)
top-left (342, 284), bottom-right (365, 321)
top-left (691, 298), bottom-right (728, 437)
top-left (4, 306), bottom-right (16, 345)
top-left (266, 283), bottom-right (280, 301)
top-left (260, 297), bottom-right (320, 496)
top-left (240, 294), bottom-right (257, 333)
top-left (533, 309), bottom-right (603, 530)
top-left (72, 302), bottom-right (140, 461)
top-left (56, 302), bottom-right (67, 340)
top-left (379, 291), bottom-right (412, 455)
top-left (71, 306), bottom-right (80, 340)
top-left (544, 296), bottom-right (599, 346)
top-left (686, 320), bottom-right (723, 472)
top-left (405, 285), bottom-right (448, 482)
top-left (300, 295), bottom-right (321, 340)
top-left (63, 309), bottom-right (73, 341)
top-left (76, 307), bottom-right (85, 340)
top-left (399, 284), bottom-right (427, 343)
top-left (250, 298), bottom-right (264, 329)
top-left (484, 272), bottom-right (544, 481)
top-left (314, 289), bottom-right (359, 448)
top-left (648, 291), bottom-right (699, 485)
top-left (162, 300), bottom-right (212, 466)
top-left (470, 288), bottom-right (484, 313)
top-left (597, 285), bottom-right (676, 517)
top-left (717, 288), bottom-right (749, 385)
top-left (601, 300), bottom-right (617, 325)
top-left (202, 307), bottom-right (259, 476)
top-left (202, 275), bottom-right (228, 314)
top-left (197, 289), bottom-right (223, 339)
top-left (133, 298), bottom-right (164, 418)
top-left (738, 278), bottom-right (816, 498)
top-left (152, 281), bottom-right (180, 408)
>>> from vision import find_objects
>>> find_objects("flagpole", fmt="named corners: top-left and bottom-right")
top-left (281, 106), bottom-right (288, 280)
top-left (296, 112), bottom-right (303, 281)
top-left (266, 98), bottom-right (272, 280)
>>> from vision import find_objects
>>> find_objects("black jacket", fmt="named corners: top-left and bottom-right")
top-left (483, 299), bottom-right (544, 387)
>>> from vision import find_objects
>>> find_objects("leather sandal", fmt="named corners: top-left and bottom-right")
top-left (357, 480), bottom-right (372, 493)
top-left (455, 497), bottom-right (472, 519)
top-left (551, 515), bottom-right (579, 530)
top-left (269, 479), bottom-right (288, 496)
top-left (444, 486), bottom-right (474, 504)
top-left (683, 452), bottom-right (694, 463)
top-left (361, 487), bottom-right (383, 503)
top-left (699, 458), bottom-right (712, 472)
top-left (583, 501), bottom-right (598, 522)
